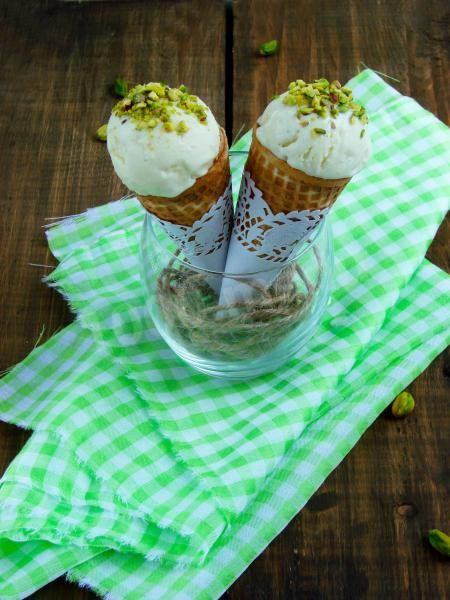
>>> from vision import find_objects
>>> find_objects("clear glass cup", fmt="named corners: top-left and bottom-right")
top-left (140, 213), bottom-right (333, 379)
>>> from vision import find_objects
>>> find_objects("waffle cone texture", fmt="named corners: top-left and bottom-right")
top-left (245, 128), bottom-right (351, 213)
top-left (137, 128), bottom-right (230, 227)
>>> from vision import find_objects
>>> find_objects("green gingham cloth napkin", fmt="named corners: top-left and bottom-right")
top-left (0, 70), bottom-right (449, 598)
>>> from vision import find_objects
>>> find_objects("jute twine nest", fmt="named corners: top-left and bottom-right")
top-left (156, 250), bottom-right (321, 360)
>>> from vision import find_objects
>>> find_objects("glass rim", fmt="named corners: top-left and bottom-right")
top-left (145, 213), bottom-right (327, 277)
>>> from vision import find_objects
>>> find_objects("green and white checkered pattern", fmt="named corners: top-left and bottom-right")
top-left (0, 70), bottom-right (449, 599)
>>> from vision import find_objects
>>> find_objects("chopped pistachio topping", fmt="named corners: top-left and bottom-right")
top-left (112, 82), bottom-right (208, 133)
top-left (176, 120), bottom-right (188, 134)
top-left (282, 78), bottom-right (369, 125)
top-left (95, 124), bottom-right (108, 142)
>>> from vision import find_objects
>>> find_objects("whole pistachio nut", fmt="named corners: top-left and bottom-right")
top-left (391, 391), bottom-right (415, 418)
top-left (114, 76), bottom-right (129, 98)
top-left (259, 39), bottom-right (279, 56)
top-left (428, 529), bottom-right (450, 557)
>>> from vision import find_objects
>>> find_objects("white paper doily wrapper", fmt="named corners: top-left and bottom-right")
top-left (220, 172), bottom-right (328, 304)
top-left (156, 181), bottom-right (233, 293)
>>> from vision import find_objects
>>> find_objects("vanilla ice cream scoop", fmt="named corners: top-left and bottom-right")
top-left (256, 78), bottom-right (371, 180)
top-left (107, 82), bottom-right (220, 198)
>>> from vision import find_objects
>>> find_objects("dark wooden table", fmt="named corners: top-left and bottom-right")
top-left (1, 1), bottom-right (449, 598)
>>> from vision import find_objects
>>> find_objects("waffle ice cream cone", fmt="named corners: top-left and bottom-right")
top-left (138, 127), bottom-right (233, 291)
top-left (220, 77), bottom-right (371, 304)
top-left (137, 129), bottom-right (230, 226)
top-left (219, 130), bottom-right (351, 304)
top-left (107, 83), bottom-right (234, 289)
top-left (245, 129), bottom-right (350, 215)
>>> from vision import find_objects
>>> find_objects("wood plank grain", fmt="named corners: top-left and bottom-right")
top-left (0, 0), bottom-right (226, 597)
top-left (1, 0), bottom-right (449, 598)
top-left (228, 0), bottom-right (449, 598)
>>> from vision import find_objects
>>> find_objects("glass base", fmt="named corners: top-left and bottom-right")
top-left (142, 215), bottom-right (334, 380)
top-left (155, 284), bottom-right (331, 380)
